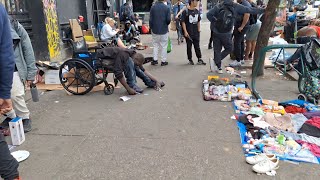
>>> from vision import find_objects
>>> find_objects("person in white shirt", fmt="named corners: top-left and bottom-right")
top-left (101, 18), bottom-right (126, 48)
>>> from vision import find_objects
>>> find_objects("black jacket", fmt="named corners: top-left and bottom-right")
top-left (97, 47), bottom-right (135, 79)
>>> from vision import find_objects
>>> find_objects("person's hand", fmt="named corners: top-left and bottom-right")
top-left (175, 15), bottom-right (179, 20)
top-left (198, 29), bottom-right (201, 32)
top-left (116, 29), bottom-right (120, 32)
top-left (127, 88), bottom-right (137, 95)
top-left (238, 27), bottom-right (243, 32)
top-left (0, 99), bottom-right (13, 115)
top-left (184, 32), bottom-right (189, 38)
top-left (26, 80), bottom-right (33, 87)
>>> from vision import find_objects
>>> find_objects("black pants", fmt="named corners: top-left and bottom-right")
top-left (0, 134), bottom-right (19, 180)
top-left (186, 37), bottom-right (202, 61)
top-left (213, 33), bottom-right (233, 69)
top-left (209, 30), bottom-right (214, 47)
top-left (233, 26), bottom-right (249, 61)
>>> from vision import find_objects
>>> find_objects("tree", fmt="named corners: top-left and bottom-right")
top-left (252, 0), bottom-right (281, 76)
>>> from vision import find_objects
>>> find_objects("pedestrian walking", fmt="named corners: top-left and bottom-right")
top-left (1, 18), bottom-right (37, 133)
top-left (173, 0), bottom-right (185, 44)
top-left (181, 0), bottom-right (206, 65)
top-left (207, 0), bottom-right (264, 74)
top-left (0, 3), bottom-right (20, 180)
top-left (149, 0), bottom-right (171, 66)
top-left (229, 0), bottom-right (252, 67)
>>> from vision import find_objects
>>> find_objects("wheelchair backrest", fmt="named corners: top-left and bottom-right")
top-left (72, 38), bottom-right (89, 54)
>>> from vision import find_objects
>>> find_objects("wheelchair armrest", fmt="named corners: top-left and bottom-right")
top-left (88, 46), bottom-right (102, 51)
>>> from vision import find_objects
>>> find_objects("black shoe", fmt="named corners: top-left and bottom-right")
top-left (188, 60), bottom-right (194, 65)
top-left (160, 81), bottom-right (165, 88)
top-left (161, 62), bottom-right (168, 66)
top-left (22, 119), bottom-right (32, 133)
top-left (0, 117), bottom-right (12, 129)
top-left (197, 59), bottom-right (206, 65)
top-left (151, 60), bottom-right (158, 65)
top-left (208, 44), bottom-right (212, 49)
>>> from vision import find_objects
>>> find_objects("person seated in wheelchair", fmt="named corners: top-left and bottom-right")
top-left (101, 17), bottom-right (127, 48)
top-left (97, 47), bottom-right (144, 95)
top-left (134, 53), bottom-right (165, 90)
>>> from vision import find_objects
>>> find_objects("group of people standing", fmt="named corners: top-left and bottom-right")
top-left (149, 0), bottom-right (264, 73)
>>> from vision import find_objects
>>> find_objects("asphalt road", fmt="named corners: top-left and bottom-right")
top-left (16, 22), bottom-right (320, 180)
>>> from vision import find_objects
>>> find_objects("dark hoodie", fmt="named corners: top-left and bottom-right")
top-left (0, 4), bottom-right (15, 99)
top-left (206, 0), bottom-right (264, 34)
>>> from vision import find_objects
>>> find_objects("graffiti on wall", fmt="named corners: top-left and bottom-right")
top-left (43, 0), bottom-right (61, 60)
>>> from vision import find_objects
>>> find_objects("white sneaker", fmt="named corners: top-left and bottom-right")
top-left (246, 153), bottom-right (276, 165)
top-left (229, 60), bottom-right (242, 67)
top-left (217, 69), bottom-right (223, 74)
top-left (252, 158), bottom-right (279, 174)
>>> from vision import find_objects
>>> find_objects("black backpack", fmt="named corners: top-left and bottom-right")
top-left (215, 4), bottom-right (234, 33)
top-left (249, 3), bottom-right (258, 25)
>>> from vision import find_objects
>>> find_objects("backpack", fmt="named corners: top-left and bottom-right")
top-left (249, 3), bottom-right (258, 25)
top-left (215, 4), bottom-right (234, 33)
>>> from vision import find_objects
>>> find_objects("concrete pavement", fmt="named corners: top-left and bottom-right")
top-left (15, 22), bottom-right (320, 179)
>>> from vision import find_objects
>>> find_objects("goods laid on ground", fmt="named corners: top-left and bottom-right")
top-left (202, 76), bottom-right (320, 176)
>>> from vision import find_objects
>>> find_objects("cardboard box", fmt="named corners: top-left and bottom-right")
top-left (69, 19), bottom-right (83, 41)
top-left (9, 117), bottom-right (25, 146)
top-left (45, 70), bottom-right (60, 84)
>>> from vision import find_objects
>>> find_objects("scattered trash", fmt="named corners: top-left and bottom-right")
top-left (144, 94), bottom-right (149, 96)
top-left (54, 101), bottom-right (59, 103)
top-left (120, 96), bottom-right (131, 102)
top-left (240, 71), bottom-right (247, 74)
top-left (11, 150), bottom-right (30, 162)
top-left (40, 92), bottom-right (45, 96)
top-left (230, 115), bottom-right (236, 120)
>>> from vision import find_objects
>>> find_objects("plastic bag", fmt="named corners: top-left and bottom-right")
top-left (167, 37), bottom-right (172, 53)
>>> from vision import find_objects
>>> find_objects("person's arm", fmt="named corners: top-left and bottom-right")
top-left (206, 6), bottom-right (218, 22)
top-left (180, 11), bottom-right (189, 37)
top-left (236, 3), bottom-right (265, 15)
top-left (166, 7), bottom-right (171, 25)
top-left (113, 55), bottom-right (136, 95)
top-left (176, 6), bottom-right (187, 19)
top-left (149, 6), bottom-right (154, 31)
top-left (197, 10), bottom-right (201, 32)
top-left (238, 13), bottom-right (250, 32)
top-left (118, 76), bottom-right (136, 95)
top-left (17, 23), bottom-right (37, 85)
top-left (0, 7), bottom-right (15, 100)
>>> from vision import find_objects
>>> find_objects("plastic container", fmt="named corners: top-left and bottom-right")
top-left (30, 83), bottom-right (39, 102)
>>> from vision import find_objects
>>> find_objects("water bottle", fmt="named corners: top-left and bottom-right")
top-left (30, 83), bottom-right (39, 102)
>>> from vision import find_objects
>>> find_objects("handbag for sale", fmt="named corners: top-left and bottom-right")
top-left (170, 20), bottom-right (176, 31)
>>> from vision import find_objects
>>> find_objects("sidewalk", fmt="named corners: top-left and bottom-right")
top-left (15, 21), bottom-right (320, 179)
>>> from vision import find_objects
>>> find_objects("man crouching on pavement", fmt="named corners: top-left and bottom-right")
top-left (0, 18), bottom-right (37, 133)
top-left (96, 47), bottom-right (144, 95)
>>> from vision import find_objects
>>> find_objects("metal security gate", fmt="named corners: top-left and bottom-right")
top-left (1, 0), bottom-right (33, 38)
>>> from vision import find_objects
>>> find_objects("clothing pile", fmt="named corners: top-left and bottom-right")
top-left (233, 99), bottom-right (320, 175)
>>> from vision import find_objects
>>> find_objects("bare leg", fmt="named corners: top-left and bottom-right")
top-left (244, 40), bottom-right (252, 60)
top-left (250, 41), bottom-right (257, 59)
top-left (117, 39), bottom-right (127, 48)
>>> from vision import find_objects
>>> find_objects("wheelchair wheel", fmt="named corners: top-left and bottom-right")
top-left (298, 94), bottom-right (307, 101)
top-left (104, 84), bottom-right (114, 95)
top-left (298, 75), bottom-right (307, 94)
top-left (59, 58), bottom-right (95, 95)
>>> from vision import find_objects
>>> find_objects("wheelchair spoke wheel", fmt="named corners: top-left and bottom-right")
top-left (104, 84), bottom-right (114, 95)
top-left (59, 58), bottom-right (95, 95)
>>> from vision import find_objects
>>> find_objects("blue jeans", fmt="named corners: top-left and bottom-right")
top-left (124, 57), bottom-right (136, 88)
top-left (213, 33), bottom-right (233, 69)
top-left (176, 20), bottom-right (182, 40)
top-left (135, 66), bottom-right (156, 88)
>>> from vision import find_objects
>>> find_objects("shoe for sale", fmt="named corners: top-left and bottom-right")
top-left (252, 158), bottom-right (279, 174)
top-left (188, 60), bottom-right (194, 65)
top-left (161, 62), bottom-right (168, 66)
top-left (229, 60), bottom-right (242, 67)
top-left (197, 59), bottom-right (206, 65)
top-left (22, 119), bottom-right (32, 133)
top-left (151, 60), bottom-right (158, 65)
top-left (217, 68), bottom-right (223, 74)
top-left (133, 85), bottom-right (144, 94)
top-left (0, 117), bottom-right (12, 129)
top-left (246, 153), bottom-right (276, 165)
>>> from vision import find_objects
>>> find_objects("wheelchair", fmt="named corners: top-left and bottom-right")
top-left (59, 38), bottom-right (118, 95)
